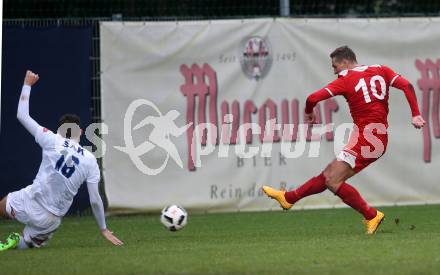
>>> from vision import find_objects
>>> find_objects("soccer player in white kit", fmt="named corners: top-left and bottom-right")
top-left (0, 71), bottom-right (123, 250)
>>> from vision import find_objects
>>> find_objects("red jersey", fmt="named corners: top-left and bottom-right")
top-left (324, 65), bottom-right (399, 128)
top-left (305, 64), bottom-right (421, 172)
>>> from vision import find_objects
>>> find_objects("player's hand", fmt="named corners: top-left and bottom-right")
top-left (304, 112), bottom-right (316, 124)
top-left (101, 229), bottom-right (124, 246)
top-left (24, 70), bottom-right (39, 86)
top-left (412, 115), bottom-right (426, 129)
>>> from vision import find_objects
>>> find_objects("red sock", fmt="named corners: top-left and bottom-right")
top-left (336, 182), bottom-right (377, 220)
top-left (284, 173), bottom-right (327, 204)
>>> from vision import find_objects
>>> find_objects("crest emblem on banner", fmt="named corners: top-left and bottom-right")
top-left (240, 36), bottom-right (273, 80)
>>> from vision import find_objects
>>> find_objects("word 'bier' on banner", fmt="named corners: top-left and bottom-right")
top-left (100, 18), bottom-right (440, 213)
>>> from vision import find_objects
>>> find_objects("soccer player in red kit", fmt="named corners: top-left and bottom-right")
top-left (262, 46), bottom-right (426, 234)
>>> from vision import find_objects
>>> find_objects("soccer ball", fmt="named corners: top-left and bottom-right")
top-left (160, 205), bottom-right (188, 231)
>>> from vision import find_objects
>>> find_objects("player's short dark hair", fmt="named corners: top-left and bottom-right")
top-left (58, 113), bottom-right (81, 139)
top-left (330, 46), bottom-right (357, 63)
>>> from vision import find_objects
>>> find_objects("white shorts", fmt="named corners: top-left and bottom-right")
top-left (6, 186), bottom-right (61, 248)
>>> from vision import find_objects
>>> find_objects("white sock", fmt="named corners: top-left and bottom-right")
top-left (17, 235), bottom-right (30, 249)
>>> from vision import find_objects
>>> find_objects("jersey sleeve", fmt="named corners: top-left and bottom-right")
top-left (87, 181), bottom-right (107, 230)
top-left (324, 77), bottom-right (346, 97)
top-left (87, 159), bottom-right (101, 185)
top-left (35, 126), bottom-right (57, 149)
top-left (381, 65), bottom-right (400, 86)
top-left (390, 75), bottom-right (421, 117)
top-left (305, 77), bottom-right (346, 114)
top-left (305, 89), bottom-right (333, 113)
top-left (17, 85), bottom-right (42, 137)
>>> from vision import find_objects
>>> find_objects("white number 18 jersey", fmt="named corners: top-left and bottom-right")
top-left (29, 126), bottom-right (101, 217)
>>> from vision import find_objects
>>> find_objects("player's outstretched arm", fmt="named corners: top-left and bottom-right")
top-left (391, 76), bottom-right (426, 129)
top-left (304, 88), bottom-right (333, 123)
top-left (87, 182), bottom-right (124, 246)
top-left (17, 70), bottom-right (42, 136)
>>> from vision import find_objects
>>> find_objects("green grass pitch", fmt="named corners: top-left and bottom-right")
top-left (1, 205), bottom-right (440, 274)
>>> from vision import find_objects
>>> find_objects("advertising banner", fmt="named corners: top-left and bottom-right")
top-left (100, 18), bottom-right (440, 212)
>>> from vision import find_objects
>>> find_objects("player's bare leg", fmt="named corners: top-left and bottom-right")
top-left (321, 159), bottom-right (355, 192)
top-left (0, 196), bottom-right (7, 218)
top-left (322, 159), bottom-right (385, 234)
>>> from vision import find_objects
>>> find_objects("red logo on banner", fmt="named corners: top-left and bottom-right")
top-left (180, 64), bottom-right (219, 171)
top-left (415, 59), bottom-right (440, 162)
top-left (180, 63), bottom-right (339, 171)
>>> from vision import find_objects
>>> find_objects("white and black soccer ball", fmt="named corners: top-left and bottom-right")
top-left (160, 205), bottom-right (188, 231)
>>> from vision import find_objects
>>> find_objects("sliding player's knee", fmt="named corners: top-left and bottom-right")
top-left (27, 236), bottom-right (50, 248)
top-left (23, 228), bottom-right (54, 249)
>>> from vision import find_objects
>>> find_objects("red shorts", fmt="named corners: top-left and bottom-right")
top-left (337, 124), bottom-right (388, 173)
